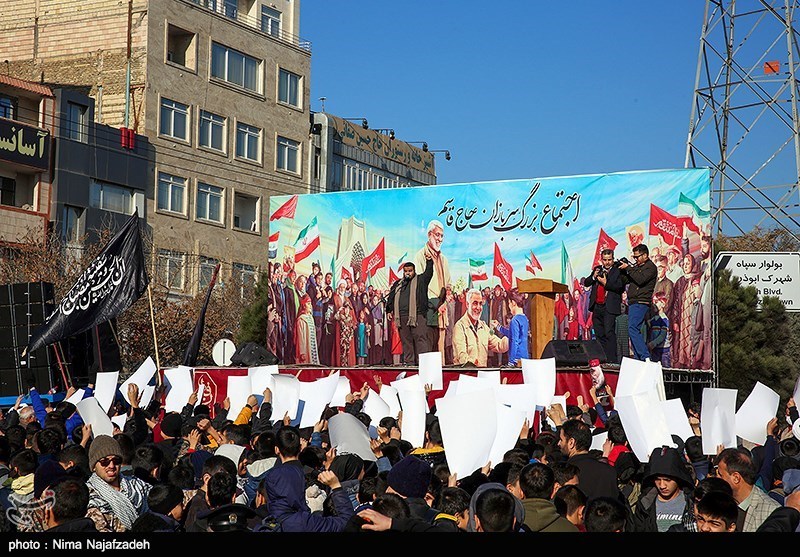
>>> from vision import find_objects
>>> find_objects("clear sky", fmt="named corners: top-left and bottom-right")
top-left (300, 0), bottom-right (702, 186)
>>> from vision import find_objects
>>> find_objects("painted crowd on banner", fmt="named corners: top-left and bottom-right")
top-left (267, 169), bottom-right (713, 371)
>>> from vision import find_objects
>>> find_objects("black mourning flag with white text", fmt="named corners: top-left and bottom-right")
top-left (26, 211), bottom-right (149, 355)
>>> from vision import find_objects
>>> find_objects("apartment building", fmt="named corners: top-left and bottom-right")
top-left (1, 0), bottom-right (311, 296)
top-left (310, 112), bottom-right (437, 192)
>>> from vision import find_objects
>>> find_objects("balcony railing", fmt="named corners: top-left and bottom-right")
top-left (185, 0), bottom-right (312, 52)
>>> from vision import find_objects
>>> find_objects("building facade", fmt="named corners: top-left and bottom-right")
top-left (0, 75), bottom-right (55, 249)
top-left (1, 0), bottom-right (311, 296)
top-left (311, 112), bottom-right (436, 193)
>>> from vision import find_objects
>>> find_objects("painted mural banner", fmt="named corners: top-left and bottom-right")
top-left (268, 168), bottom-right (712, 371)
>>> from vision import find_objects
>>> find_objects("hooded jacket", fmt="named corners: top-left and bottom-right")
top-left (630, 447), bottom-right (695, 532)
top-left (521, 498), bottom-right (579, 532)
top-left (262, 461), bottom-right (354, 532)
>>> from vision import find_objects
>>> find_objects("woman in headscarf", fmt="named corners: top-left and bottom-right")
top-left (295, 295), bottom-right (319, 365)
top-left (670, 253), bottom-right (697, 368)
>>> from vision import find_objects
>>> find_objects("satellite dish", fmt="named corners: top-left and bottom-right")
top-left (212, 339), bottom-right (236, 367)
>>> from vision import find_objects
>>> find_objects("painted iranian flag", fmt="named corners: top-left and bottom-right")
top-left (469, 258), bottom-right (488, 281)
top-left (294, 216), bottom-right (320, 263)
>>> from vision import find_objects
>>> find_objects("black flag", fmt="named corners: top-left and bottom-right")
top-left (26, 211), bottom-right (149, 355)
top-left (182, 262), bottom-right (220, 367)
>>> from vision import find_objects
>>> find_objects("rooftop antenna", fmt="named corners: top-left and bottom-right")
top-left (319, 96), bottom-right (326, 112)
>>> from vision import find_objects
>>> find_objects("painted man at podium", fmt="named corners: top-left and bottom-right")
top-left (453, 289), bottom-right (508, 367)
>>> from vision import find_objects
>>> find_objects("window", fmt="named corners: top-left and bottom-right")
top-left (233, 192), bottom-right (258, 232)
top-left (0, 176), bottom-right (15, 206)
top-left (65, 102), bottom-right (87, 142)
top-left (276, 136), bottom-right (299, 173)
top-left (89, 180), bottom-right (143, 215)
top-left (233, 262), bottom-right (257, 299)
top-left (199, 110), bottom-right (226, 152)
top-left (235, 122), bottom-right (260, 162)
top-left (196, 182), bottom-right (224, 223)
top-left (211, 42), bottom-right (261, 93)
top-left (158, 249), bottom-right (186, 290)
top-left (261, 6), bottom-right (281, 37)
top-left (62, 205), bottom-right (84, 243)
top-left (223, 0), bottom-right (237, 19)
top-left (157, 172), bottom-right (186, 214)
top-left (166, 24), bottom-right (196, 70)
top-left (0, 95), bottom-right (15, 119)
top-left (160, 98), bottom-right (189, 140)
top-left (199, 256), bottom-right (219, 290)
top-left (278, 69), bottom-right (301, 107)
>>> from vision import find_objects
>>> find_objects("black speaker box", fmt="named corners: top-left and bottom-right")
top-left (541, 339), bottom-right (607, 367)
top-left (229, 342), bottom-right (279, 367)
top-left (0, 305), bottom-right (12, 327)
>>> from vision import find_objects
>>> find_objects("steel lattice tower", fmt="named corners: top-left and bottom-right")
top-left (686, 0), bottom-right (800, 241)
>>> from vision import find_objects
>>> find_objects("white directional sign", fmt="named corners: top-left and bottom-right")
top-left (715, 252), bottom-right (800, 311)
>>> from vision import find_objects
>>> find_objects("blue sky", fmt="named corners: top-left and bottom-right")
top-left (301, 1), bottom-right (702, 186)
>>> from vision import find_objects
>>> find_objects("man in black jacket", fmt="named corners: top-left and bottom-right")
top-left (558, 419), bottom-right (621, 503)
top-left (618, 243), bottom-right (657, 361)
top-left (386, 253), bottom-right (434, 365)
top-left (584, 248), bottom-right (625, 363)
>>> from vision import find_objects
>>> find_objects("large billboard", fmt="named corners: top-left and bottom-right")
top-left (268, 168), bottom-right (712, 371)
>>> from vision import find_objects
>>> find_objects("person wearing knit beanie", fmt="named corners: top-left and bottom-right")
top-left (88, 435), bottom-right (124, 471)
top-left (386, 455), bottom-right (431, 499)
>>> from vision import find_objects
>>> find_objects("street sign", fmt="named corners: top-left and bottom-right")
top-left (212, 338), bottom-right (236, 366)
top-left (715, 251), bottom-right (800, 311)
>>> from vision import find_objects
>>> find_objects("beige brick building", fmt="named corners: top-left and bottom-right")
top-left (0, 0), bottom-right (311, 296)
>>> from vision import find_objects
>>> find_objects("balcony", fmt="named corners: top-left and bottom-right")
top-left (185, 0), bottom-right (312, 53)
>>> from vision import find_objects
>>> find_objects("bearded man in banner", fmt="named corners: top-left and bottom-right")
top-left (414, 220), bottom-right (451, 355)
top-left (453, 288), bottom-right (508, 367)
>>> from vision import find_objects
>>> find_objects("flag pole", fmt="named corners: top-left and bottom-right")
top-left (147, 285), bottom-right (161, 385)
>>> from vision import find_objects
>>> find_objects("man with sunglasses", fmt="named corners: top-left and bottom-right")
top-left (617, 244), bottom-right (657, 361)
top-left (85, 435), bottom-right (151, 532)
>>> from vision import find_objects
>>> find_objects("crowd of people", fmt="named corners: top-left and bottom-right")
top-left (0, 369), bottom-right (798, 534)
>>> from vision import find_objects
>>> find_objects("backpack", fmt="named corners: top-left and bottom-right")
top-left (254, 515), bottom-right (284, 533)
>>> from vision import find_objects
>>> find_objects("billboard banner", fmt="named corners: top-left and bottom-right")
top-left (268, 168), bottom-right (712, 371)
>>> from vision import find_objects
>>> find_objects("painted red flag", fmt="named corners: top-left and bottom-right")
top-left (269, 195), bottom-right (298, 221)
top-left (592, 228), bottom-right (619, 267)
top-left (389, 267), bottom-right (400, 285)
top-left (525, 250), bottom-right (543, 275)
top-left (361, 238), bottom-right (386, 279)
top-left (649, 204), bottom-right (683, 245)
top-left (492, 243), bottom-right (514, 291)
top-left (340, 266), bottom-right (353, 283)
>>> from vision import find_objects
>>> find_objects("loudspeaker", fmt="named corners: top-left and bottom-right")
top-left (229, 342), bottom-right (279, 367)
top-left (541, 339), bottom-right (607, 367)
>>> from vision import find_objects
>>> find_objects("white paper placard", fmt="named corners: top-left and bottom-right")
top-left (226, 375), bottom-right (253, 420)
top-left (66, 389), bottom-right (85, 405)
top-left (615, 390), bottom-right (674, 462)
top-left (661, 398), bottom-right (695, 443)
top-left (297, 374), bottom-right (340, 428)
top-left (488, 404), bottom-right (527, 469)
top-left (493, 383), bottom-right (538, 424)
top-left (248, 366), bottom-right (279, 395)
top-left (521, 358), bottom-right (556, 408)
top-left (111, 414), bottom-right (127, 431)
top-left (271, 374), bottom-right (301, 421)
top-left (94, 371), bottom-right (119, 413)
top-left (76, 397), bottom-right (114, 438)
top-left (329, 375), bottom-right (351, 407)
top-left (120, 357), bottom-right (156, 406)
top-left (437, 388), bottom-right (496, 480)
top-left (362, 388), bottom-right (391, 427)
top-left (328, 412), bottom-right (377, 462)
top-left (735, 381), bottom-right (780, 445)
top-left (164, 366), bottom-right (194, 413)
top-left (391, 373), bottom-right (425, 393)
top-left (701, 388), bottom-right (738, 455)
top-left (591, 431), bottom-right (609, 451)
top-left (377, 384), bottom-right (402, 421)
top-left (395, 388), bottom-right (427, 449)
top-left (418, 352), bottom-right (443, 390)
top-left (477, 370), bottom-right (502, 384)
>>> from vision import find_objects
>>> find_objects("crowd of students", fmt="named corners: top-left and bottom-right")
top-left (0, 376), bottom-right (798, 534)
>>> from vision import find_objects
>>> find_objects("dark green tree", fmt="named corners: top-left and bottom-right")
top-left (716, 269), bottom-right (796, 404)
top-left (237, 272), bottom-right (270, 347)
